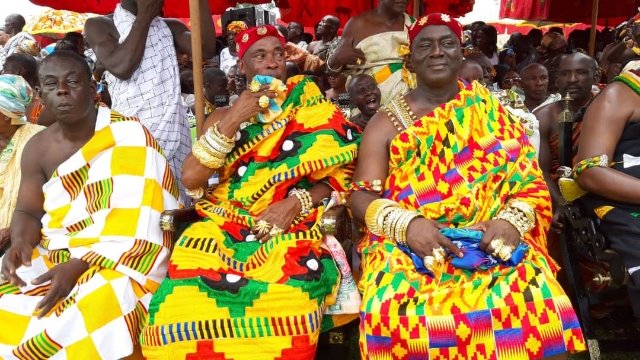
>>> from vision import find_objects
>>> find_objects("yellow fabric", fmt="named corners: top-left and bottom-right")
top-left (0, 123), bottom-right (44, 228)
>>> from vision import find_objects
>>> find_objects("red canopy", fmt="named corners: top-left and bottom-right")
top-left (29, 0), bottom-right (270, 17)
top-left (277, 0), bottom-right (476, 28)
top-left (500, 0), bottom-right (640, 26)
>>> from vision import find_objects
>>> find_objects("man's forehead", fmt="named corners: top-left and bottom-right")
top-left (247, 37), bottom-right (283, 53)
top-left (559, 55), bottom-right (592, 69)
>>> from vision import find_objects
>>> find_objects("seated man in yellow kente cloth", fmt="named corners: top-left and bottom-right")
top-left (0, 51), bottom-right (179, 359)
top-left (141, 26), bottom-right (360, 359)
top-left (350, 14), bottom-right (586, 359)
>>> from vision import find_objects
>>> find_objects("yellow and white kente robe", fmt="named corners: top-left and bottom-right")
top-left (0, 106), bottom-right (179, 359)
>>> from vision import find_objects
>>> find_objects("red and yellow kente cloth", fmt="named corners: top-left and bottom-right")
top-left (358, 81), bottom-right (586, 359)
top-left (141, 76), bottom-right (360, 359)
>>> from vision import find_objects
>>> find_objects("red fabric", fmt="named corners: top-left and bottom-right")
top-left (236, 25), bottom-right (286, 59)
top-left (29, 0), bottom-right (270, 17)
top-left (409, 13), bottom-right (463, 45)
top-left (500, 0), bottom-right (640, 26)
top-left (277, 0), bottom-right (475, 28)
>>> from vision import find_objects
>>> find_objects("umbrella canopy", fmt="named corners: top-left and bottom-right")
top-left (24, 9), bottom-right (91, 39)
top-left (277, 0), bottom-right (476, 28)
top-left (29, 0), bottom-right (271, 17)
top-left (500, 0), bottom-right (640, 26)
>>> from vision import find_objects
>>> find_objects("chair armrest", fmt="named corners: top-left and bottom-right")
top-left (160, 208), bottom-right (200, 232)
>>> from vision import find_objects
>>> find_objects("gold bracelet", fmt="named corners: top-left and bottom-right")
top-left (364, 199), bottom-right (398, 236)
top-left (495, 205), bottom-right (534, 240)
top-left (507, 199), bottom-right (536, 225)
top-left (192, 140), bottom-right (225, 169)
top-left (289, 188), bottom-right (313, 216)
top-left (212, 122), bottom-right (236, 144)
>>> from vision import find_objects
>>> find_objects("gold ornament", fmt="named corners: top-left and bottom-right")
top-left (255, 220), bottom-right (271, 235)
top-left (258, 95), bottom-right (270, 109)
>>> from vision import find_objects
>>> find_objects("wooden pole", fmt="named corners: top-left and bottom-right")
top-left (413, 0), bottom-right (420, 18)
top-left (190, 0), bottom-right (206, 138)
top-left (588, 0), bottom-right (599, 57)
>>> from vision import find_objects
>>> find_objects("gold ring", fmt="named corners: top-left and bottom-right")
top-left (249, 79), bottom-right (261, 93)
top-left (185, 186), bottom-right (204, 199)
top-left (255, 220), bottom-right (271, 235)
top-left (432, 247), bottom-right (446, 262)
top-left (489, 238), bottom-right (504, 255)
top-left (356, 58), bottom-right (362, 65)
top-left (258, 95), bottom-right (269, 109)
top-left (497, 245), bottom-right (513, 262)
top-left (269, 225), bottom-right (283, 237)
top-left (423, 255), bottom-right (436, 269)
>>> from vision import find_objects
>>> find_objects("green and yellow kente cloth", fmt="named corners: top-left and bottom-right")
top-left (358, 82), bottom-right (586, 359)
top-left (0, 107), bottom-right (179, 359)
top-left (141, 76), bottom-right (360, 359)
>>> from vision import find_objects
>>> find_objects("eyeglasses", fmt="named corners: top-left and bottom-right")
top-left (502, 77), bottom-right (521, 84)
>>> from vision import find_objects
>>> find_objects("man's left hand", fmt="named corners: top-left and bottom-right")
top-left (32, 259), bottom-right (89, 319)
top-left (251, 197), bottom-right (302, 243)
top-left (467, 219), bottom-right (521, 256)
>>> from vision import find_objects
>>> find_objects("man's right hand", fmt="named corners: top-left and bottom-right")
top-left (137, 0), bottom-right (164, 22)
top-left (0, 242), bottom-right (35, 287)
top-left (406, 218), bottom-right (462, 259)
top-left (228, 87), bottom-right (277, 125)
top-left (331, 39), bottom-right (366, 67)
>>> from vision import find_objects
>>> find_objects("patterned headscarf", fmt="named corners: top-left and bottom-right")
top-left (409, 13), bottom-right (463, 47)
top-left (236, 25), bottom-right (286, 60)
top-left (16, 40), bottom-right (41, 57)
top-left (0, 74), bottom-right (33, 125)
top-left (226, 21), bottom-right (248, 35)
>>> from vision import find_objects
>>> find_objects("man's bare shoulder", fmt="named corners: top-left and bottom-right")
top-left (533, 101), bottom-right (561, 123)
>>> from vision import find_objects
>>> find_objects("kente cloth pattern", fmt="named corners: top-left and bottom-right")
top-left (358, 81), bottom-right (586, 359)
top-left (0, 107), bottom-right (179, 359)
top-left (105, 4), bottom-right (191, 204)
top-left (0, 123), bottom-right (44, 228)
top-left (346, 13), bottom-right (413, 114)
top-left (580, 68), bottom-right (640, 316)
top-left (0, 32), bottom-right (35, 70)
top-left (141, 76), bottom-right (360, 359)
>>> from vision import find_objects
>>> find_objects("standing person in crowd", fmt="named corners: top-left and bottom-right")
top-left (325, 70), bottom-right (347, 102)
top-left (459, 58), bottom-right (484, 84)
top-left (0, 51), bottom-right (178, 360)
top-left (474, 24), bottom-right (499, 65)
top-left (140, 25), bottom-right (359, 359)
top-left (328, 0), bottom-right (412, 110)
top-left (520, 63), bottom-right (557, 112)
top-left (536, 52), bottom-right (598, 211)
top-left (220, 21), bottom-right (248, 74)
top-left (308, 15), bottom-right (341, 61)
top-left (287, 21), bottom-right (308, 50)
top-left (538, 32), bottom-right (568, 93)
top-left (0, 75), bottom-right (43, 252)
top-left (203, 67), bottom-right (230, 116)
top-left (85, 0), bottom-right (216, 204)
top-left (465, 51), bottom-right (495, 87)
top-left (347, 73), bottom-right (381, 131)
top-left (350, 13), bottom-right (585, 358)
top-left (0, 14), bottom-right (34, 70)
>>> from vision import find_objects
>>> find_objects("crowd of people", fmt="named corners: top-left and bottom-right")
top-left (0, 0), bottom-right (639, 358)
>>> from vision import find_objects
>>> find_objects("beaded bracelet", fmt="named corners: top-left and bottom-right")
top-left (289, 188), bottom-right (313, 216)
top-left (572, 154), bottom-right (613, 179)
top-left (349, 180), bottom-right (383, 194)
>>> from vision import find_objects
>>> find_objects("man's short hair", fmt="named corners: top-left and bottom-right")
top-left (4, 53), bottom-right (38, 86)
top-left (6, 14), bottom-right (26, 33)
top-left (40, 50), bottom-right (92, 82)
top-left (204, 67), bottom-right (226, 84)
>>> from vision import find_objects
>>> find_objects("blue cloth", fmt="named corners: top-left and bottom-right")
top-left (398, 228), bottom-right (529, 276)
